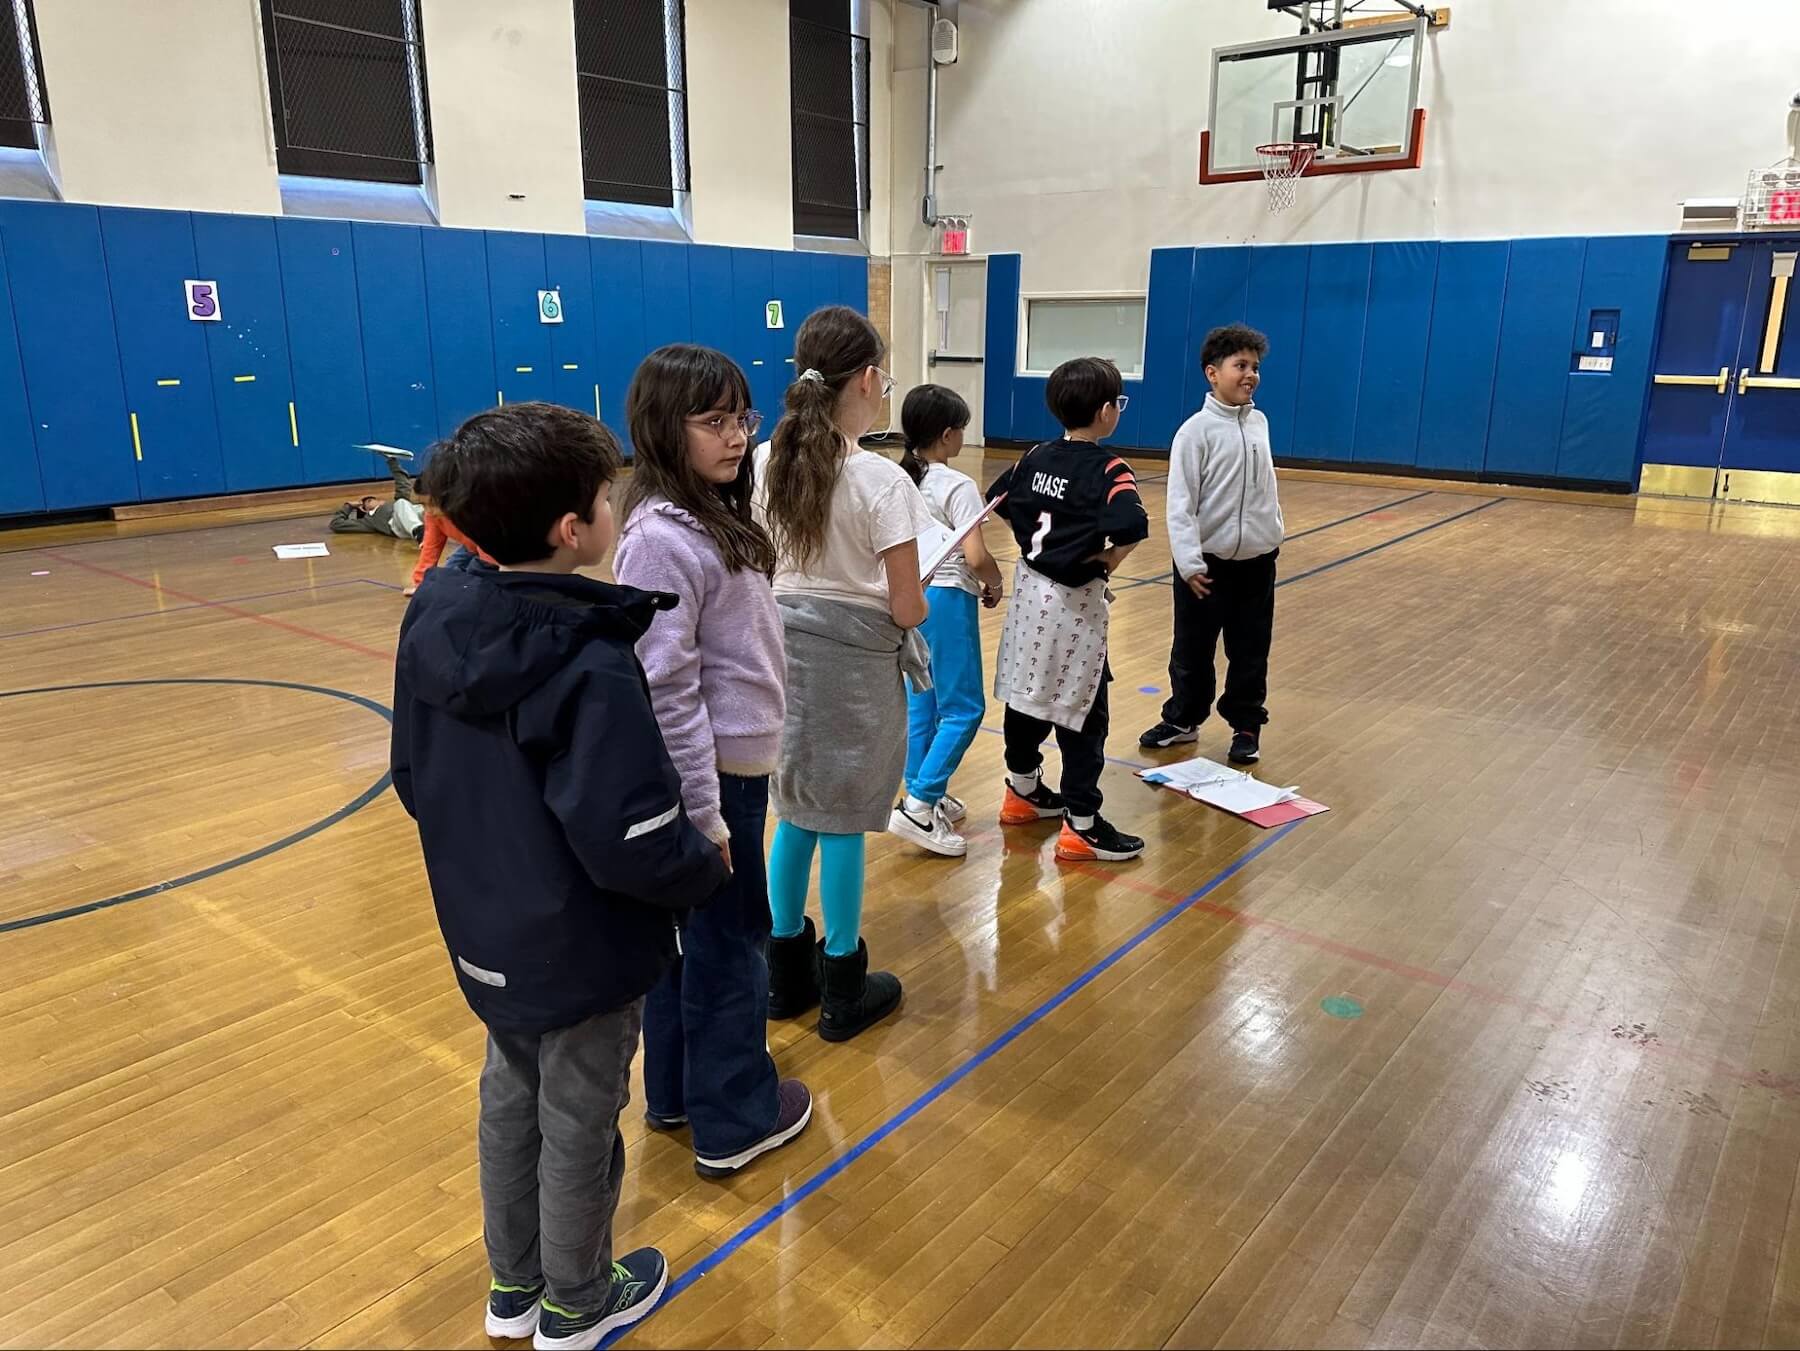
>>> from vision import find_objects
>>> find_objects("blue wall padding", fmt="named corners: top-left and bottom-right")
top-left (1484, 236), bottom-right (1586, 478)
top-left (276, 217), bottom-right (377, 483)
top-left (1351, 240), bottom-right (1437, 468)
top-left (193, 212), bottom-right (304, 492)
top-left (1416, 241), bottom-right (1510, 474)
top-left (1293, 242), bottom-right (1372, 462)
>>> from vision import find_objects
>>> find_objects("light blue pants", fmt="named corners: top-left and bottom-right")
top-left (768, 823), bottom-right (866, 958)
top-left (905, 586), bottom-right (985, 804)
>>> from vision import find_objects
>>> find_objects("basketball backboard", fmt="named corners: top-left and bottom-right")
top-left (1200, 16), bottom-right (1428, 183)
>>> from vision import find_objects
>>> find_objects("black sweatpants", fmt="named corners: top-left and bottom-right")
top-left (1004, 671), bottom-right (1110, 818)
top-left (1161, 550), bottom-right (1277, 732)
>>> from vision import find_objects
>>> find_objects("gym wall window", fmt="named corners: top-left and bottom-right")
top-left (790, 0), bottom-right (869, 241)
top-left (1023, 297), bottom-right (1149, 378)
top-left (0, 0), bottom-right (48, 151)
top-left (575, 0), bottom-right (689, 209)
top-left (259, 0), bottom-right (433, 186)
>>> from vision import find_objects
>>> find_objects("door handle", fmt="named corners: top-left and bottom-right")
top-left (1652, 367), bottom-right (1730, 393)
top-left (1741, 374), bottom-right (1800, 391)
top-left (1739, 367), bottom-right (1750, 395)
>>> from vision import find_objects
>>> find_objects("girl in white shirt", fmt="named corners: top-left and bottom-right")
top-left (890, 385), bottom-right (1003, 858)
top-left (752, 305), bottom-right (930, 1043)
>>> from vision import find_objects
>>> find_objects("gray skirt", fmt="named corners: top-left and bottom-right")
top-left (772, 594), bottom-right (927, 834)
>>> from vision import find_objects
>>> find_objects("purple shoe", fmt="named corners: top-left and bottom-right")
top-left (693, 1080), bottom-right (813, 1179)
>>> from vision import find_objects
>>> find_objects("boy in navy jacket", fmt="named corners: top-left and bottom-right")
top-left (392, 403), bottom-right (726, 1351)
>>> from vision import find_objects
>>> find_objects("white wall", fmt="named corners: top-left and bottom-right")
top-left (686, 0), bottom-right (793, 247)
top-left (895, 0), bottom-right (1800, 293)
top-left (32, 0), bottom-right (280, 215)
top-left (420, 0), bottom-right (586, 233)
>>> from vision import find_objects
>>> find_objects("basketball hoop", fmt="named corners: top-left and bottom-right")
top-left (1255, 142), bottom-right (1316, 213)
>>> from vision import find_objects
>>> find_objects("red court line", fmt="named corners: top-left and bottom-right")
top-left (44, 552), bottom-right (393, 663)
top-left (1071, 862), bottom-right (1800, 1098)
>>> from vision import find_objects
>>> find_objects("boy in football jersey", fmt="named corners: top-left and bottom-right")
top-left (986, 357), bottom-right (1150, 862)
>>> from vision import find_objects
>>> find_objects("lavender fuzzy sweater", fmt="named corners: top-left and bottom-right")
top-left (614, 496), bottom-right (785, 844)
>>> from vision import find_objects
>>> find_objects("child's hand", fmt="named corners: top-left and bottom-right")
top-left (980, 581), bottom-right (1002, 609)
top-left (717, 838), bottom-right (734, 873)
top-left (402, 584), bottom-right (418, 598)
top-left (1185, 571), bottom-right (1212, 598)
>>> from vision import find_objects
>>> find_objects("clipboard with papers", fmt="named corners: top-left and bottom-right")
top-left (915, 494), bottom-right (1005, 581)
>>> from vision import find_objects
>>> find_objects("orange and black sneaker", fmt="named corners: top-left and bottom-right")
top-left (1055, 814), bottom-right (1145, 862)
top-left (999, 771), bottom-right (1065, 825)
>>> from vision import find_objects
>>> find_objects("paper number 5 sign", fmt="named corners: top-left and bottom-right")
top-left (538, 289), bottom-right (563, 324)
top-left (184, 280), bottom-right (221, 322)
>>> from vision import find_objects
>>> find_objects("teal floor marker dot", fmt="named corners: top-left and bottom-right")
top-left (1320, 995), bottom-right (1365, 1020)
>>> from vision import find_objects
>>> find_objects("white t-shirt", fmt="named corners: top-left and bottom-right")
top-left (752, 438), bottom-right (932, 610)
top-left (917, 461), bottom-right (985, 595)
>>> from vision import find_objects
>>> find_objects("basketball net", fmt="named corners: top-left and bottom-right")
top-left (1256, 142), bottom-right (1316, 213)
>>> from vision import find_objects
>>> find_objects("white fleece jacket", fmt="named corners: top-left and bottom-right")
top-left (1166, 393), bottom-right (1285, 577)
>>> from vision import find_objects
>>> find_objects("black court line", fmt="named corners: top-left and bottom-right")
top-left (0, 577), bottom-right (401, 641)
top-left (0, 678), bottom-right (393, 935)
top-left (1110, 495), bottom-right (1499, 593)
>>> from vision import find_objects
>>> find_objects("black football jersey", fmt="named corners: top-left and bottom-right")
top-left (986, 438), bottom-right (1149, 588)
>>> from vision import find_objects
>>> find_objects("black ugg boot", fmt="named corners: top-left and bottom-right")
top-left (816, 939), bottom-right (903, 1043)
top-left (767, 916), bottom-right (821, 1019)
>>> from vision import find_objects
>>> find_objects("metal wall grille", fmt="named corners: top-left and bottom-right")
top-left (790, 1), bottom-right (868, 240)
top-left (575, 0), bottom-right (688, 208)
top-left (0, 0), bottom-right (48, 152)
top-left (260, 0), bottom-right (433, 186)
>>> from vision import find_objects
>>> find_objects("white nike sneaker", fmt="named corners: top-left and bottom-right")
top-left (887, 799), bottom-right (968, 858)
top-left (939, 794), bottom-right (968, 823)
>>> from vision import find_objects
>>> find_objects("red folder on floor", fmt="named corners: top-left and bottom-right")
top-left (1240, 796), bottom-right (1330, 828)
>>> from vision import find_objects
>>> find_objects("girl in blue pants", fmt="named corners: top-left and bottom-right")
top-left (889, 385), bottom-right (1004, 858)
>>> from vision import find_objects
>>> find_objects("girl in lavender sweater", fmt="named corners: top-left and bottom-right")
top-left (613, 344), bottom-right (812, 1180)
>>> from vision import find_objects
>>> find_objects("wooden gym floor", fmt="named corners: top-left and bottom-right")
top-left (3, 457), bottom-right (1799, 1350)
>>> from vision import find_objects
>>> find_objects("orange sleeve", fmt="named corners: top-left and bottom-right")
top-left (411, 513), bottom-right (448, 586)
top-left (438, 517), bottom-right (494, 564)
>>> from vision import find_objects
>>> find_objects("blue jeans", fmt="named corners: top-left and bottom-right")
top-left (641, 775), bottom-right (781, 1157)
top-left (906, 586), bottom-right (985, 804)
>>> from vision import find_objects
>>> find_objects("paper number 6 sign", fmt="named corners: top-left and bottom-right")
top-left (184, 280), bottom-right (221, 322)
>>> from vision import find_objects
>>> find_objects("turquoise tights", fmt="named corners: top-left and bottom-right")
top-left (768, 822), bottom-right (865, 958)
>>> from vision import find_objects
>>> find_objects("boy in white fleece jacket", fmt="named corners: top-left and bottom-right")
top-left (1139, 324), bottom-right (1285, 766)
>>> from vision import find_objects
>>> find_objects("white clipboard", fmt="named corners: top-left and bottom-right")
top-left (916, 494), bottom-right (1005, 581)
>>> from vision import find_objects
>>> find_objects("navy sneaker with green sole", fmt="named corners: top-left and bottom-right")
top-left (532, 1247), bottom-right (668, 1350)
top-left (484, 1279), bottom-right (543, 1339)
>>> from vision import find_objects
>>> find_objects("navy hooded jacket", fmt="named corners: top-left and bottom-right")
top-left (391, 566), bottom-right (728, 1034)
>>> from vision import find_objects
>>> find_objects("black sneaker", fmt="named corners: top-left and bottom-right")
top-left (533, 1248), bottom-right (668, 1349)
top-left (643, 1110), bottom-right (687, 1133)
top-left (694, 1079), bottom-right (814, 1178)
top-left (1228, 729), bottom-right (1261, 765)
top-left (1139, 720), bottom-right (1199, 749)
top-left (1055, 814), bottom-right (1146, 862)
top-left (1000, 771), bottom-right (1066, 825)
top-left (485, 1279), bottom-right (544, 1339)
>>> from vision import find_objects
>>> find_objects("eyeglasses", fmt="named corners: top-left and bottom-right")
top-left (876, 367), bottom-right (896, 399)
top-left (690, 410), bottom-right (764, 439)
top-left (1113, 394), bottom-right (1130, 413)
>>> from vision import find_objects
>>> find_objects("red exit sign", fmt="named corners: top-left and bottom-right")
top-left (1769, 189), bottom-right (1800, 223)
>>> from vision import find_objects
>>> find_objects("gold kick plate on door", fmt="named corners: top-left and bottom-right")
top-left (1652, 367), bottom-right (1729, 393)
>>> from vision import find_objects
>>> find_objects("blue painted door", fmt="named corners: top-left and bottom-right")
top-left (192, 213), bottom-right (302, 492)
top-left (0, 231), bottom-right (41, 514)
top-left (422, 227), bottom-right (498, 437)
top-left (99, 208), bottom-right (226, 500)
top-left (486, 231), bottom-right (554, 406)
top-left (276, 217), bottom-right (376, 483)
top-left (353, 223), bottom-right (438, 457)
top-left (1640, 240), bottom-right (1755, 474)
top-left (0, 202), bottom-right (136, 509)
top-left (1721, 239), bottom-right (1800, 479)
top-left (543, 234), bottom-right (598, 414)
top-left (590, 237), bottom-right (646, 441)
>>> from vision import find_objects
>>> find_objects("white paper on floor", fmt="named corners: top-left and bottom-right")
top-left (1139, 755), bottom-right (1299, 813)
top-left (273, 543), bottom-right (330, 559)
